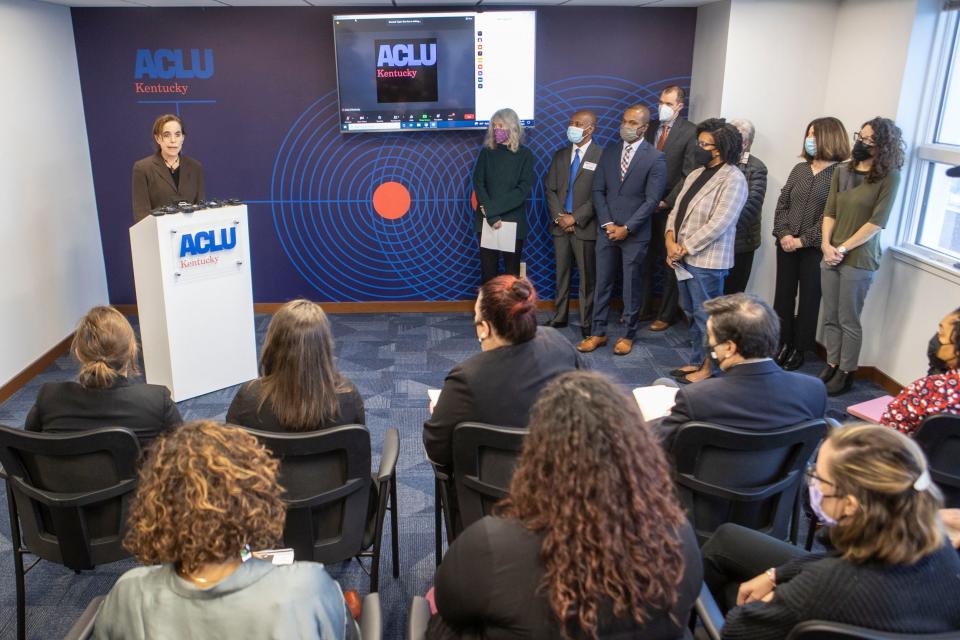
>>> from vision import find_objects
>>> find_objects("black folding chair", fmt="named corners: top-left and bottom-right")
top-left (671, 419), bottom-right (827, 545)
top-left (914, 414), bottom-right (960, 508)
top-left (242, 424), bottom-right (400, 591)
top-left (0, 425), bottom-right (140, 640)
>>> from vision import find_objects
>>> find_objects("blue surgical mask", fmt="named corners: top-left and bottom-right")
top-left (804, 137), bottom-right (817, 157)
top-left (567, 126), bottom-right (585, 145)
top-left (808, 479), bottom-right (838, 526)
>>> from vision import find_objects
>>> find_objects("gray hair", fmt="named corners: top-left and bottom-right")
top-left (484, 108), bottom-right (524, 152)
top-left (730, 118), bottom-right (756, 148)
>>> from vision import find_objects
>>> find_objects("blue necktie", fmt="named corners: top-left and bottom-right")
top-left (565, 148), bottom-right (581, 212)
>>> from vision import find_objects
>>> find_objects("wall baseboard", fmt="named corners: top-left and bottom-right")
top-left (0, 333), bottom-right (74, 406)
top-left (114, 300), bottom-right (582, 315)
top-left (813, 343), bottom-right (903, 396)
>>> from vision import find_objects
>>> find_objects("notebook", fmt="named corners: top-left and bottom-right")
top-left (846, 395), bottom-right (895, 424)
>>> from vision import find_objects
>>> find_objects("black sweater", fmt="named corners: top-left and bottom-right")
top-left (722, 542), bottom-right (960, 639)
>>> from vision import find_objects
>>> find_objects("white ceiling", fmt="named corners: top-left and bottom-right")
top-left (40, 0), bottom-right (718, 7)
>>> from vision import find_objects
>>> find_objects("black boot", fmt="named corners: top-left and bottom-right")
top-left (826, 369), bottom-right (854, 396)
top-left (775, 344), bottom-right (791, 366)
top-left (782, 348), bottom-right (805, 371)
top-left (817, 364), bottom-right (838, 382)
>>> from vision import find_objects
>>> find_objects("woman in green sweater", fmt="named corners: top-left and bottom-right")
top-left (819, 117), bottom-right (904, 395)
top-left (473, 107), bottom-right (535, 283)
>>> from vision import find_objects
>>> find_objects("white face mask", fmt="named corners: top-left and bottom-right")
top-left (659, 105), bottom-right (676, 122)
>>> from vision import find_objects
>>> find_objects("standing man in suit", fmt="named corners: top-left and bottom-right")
top-left (543, 110), bottom-right (603, 338)
top-left (641, 86), bottom-right (699, 331)
top-left (577, 104), bottom-right (666, 356)
top-left (652, 293), bottom-right (827, 450)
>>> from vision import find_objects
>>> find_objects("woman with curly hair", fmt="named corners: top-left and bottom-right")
top-left (819, 117), bottom-right (904, 395)
top-left (427, 371), bottom-right (702, 639)
top-left (93, 421), bottom-right (357, 640)
top-left (702, 424), bottom-right (960, 638)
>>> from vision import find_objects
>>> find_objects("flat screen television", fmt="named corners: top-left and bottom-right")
top-left (332, 11), bottom-right (536, 133)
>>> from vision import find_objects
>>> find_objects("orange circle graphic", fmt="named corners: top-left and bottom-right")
top-left (373, 181), bottom-right (411, 220)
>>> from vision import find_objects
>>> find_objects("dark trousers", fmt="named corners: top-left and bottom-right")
top-left (550, 234), bottom-right (596, 328)
top-left (773, 246), bottom-right (822, 351)
top-left (592, 235), bottom-right (648, 339)
top-left (701, 523), bottom-right (810, 613)
top-left (724, 250), bottom-right (756, 295)
top-left (641, 209), bottom-right (682, 322)
top-left (480, 239), bottom-right (524, 284)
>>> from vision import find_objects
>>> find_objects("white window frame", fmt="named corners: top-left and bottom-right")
top-left (893, 6), bottom-right (960, 281)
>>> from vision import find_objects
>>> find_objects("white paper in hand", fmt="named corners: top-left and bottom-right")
top-left (632, 385), bottom-right (679, 421)
top-left (673, 262), bottom-right (693, 282)
top-left (480, 220), bottom-right (518, 252)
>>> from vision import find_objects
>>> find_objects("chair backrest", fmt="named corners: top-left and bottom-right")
top-left (914, 414), bottom-right (960, 508)
top-left (786, 620), bottom-right (960, 639)
top-left (452, 422), bottom-right (527, 530)
top-left (671, 419), bottom-right (827, 544)
top-left (241, 425), bottom-right (372, 564)
top-left (0, 425), bottom-right (140, 570)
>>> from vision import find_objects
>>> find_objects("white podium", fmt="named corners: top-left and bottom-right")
top-left (130, 205), bottom-right (258, 402)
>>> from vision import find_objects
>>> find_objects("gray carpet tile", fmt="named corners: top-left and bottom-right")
top-left (0, 311), bottom-right (886, 639)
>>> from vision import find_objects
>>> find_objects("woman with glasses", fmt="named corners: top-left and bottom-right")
top-left (818, 118), bottom-right (904, 395)
top-left (772, 117), bottom-right (850, 372)
top-left (700, 424), bottom-right (960, 639)
top-left (665, 118), bottom-right (748, 383)
top-left (132, 114), bottom-right (205, 222)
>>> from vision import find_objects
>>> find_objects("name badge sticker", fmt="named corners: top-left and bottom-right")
top-left (582, 161), bottom-right (598, 171)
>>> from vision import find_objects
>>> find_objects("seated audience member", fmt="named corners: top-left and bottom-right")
top-left (701, 424), bottom-right (960, 638)
top-left (93, 420), bottom-right (357, 640)
top-left (227, 299), bottom-right (364, 432)
top-left (423, 275), bottom-right (582, 470)
top-left (654, 293), bottom-right (826, 449)
top-left (881, 307), bottom-right (960, 436)
top-left (25, 306), bottom-right (180, 447)
top-left (428, 371), bottom-right (702, 639)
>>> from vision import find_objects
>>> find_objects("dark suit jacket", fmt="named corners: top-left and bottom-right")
top-left (132, 153), bottom-right (205, 223)
top-left (24, 378), bottom-right (182, 448)
top-left (656, 359), bottom-right (827, 450)
top-left (734, 154), bottom-right (769, 254)
top-left (591, 140), bottom-right (666, 242)
top-left (544, 141), bottom-right (604, 241)
top-left (225, 377), bottom-right (365, 432)
top-left (423, 327), bottom-right (583, 469)
top-left (645, 118), bottom-right (698, 208)
top-left (428, 516), bottom-right (702, 640)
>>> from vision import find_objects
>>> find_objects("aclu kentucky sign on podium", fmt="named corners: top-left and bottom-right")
top-left (130, 205), bottom-right (258, 401)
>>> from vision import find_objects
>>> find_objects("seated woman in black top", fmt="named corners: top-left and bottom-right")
top-left (702, 423), bottom-right (960, 639)
top-left (226, 299), bottom-right (363, 432)
top-left (25, 306), bottom-right (181, 447)
top-left (429, 371), bottom-right (702, 640)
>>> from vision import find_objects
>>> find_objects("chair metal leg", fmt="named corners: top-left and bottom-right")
top-left (369, 481), bottom-right (390, 592)
top-left (8, 484), bottom-right (26, 640)
top-left (434, 477), bottom-right (444, 567)
top-left (390, 474), bottom-right (399, 578)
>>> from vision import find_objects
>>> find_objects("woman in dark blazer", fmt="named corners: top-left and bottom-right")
top-left (226, 299), bottom-right (364, 432)
top-left (25, 306), bottom-right (181, 447)
top-left (473, 107), bottom-right (535, 283)
top-left (428, 371), bottom-right (702, 640)
top-left (132, 114), bottom-right (205, 223)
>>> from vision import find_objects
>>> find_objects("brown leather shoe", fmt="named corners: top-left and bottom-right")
top-left (577, 336), bottom-right (608, 352)
top-left (614, 337), bottom-right (633, 355)
top-left (648, 320), bottom-right (671, 332)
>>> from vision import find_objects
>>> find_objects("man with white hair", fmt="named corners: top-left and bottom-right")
top-left (725, 119), bottom-right (768, 294)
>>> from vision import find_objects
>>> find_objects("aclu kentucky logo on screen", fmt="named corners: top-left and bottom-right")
top-left (134, 48), bottom-right (214, 97)
top-left (374, 39), bottom-right (438, 103)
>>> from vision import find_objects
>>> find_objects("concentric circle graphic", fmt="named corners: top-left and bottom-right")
top-left (271, 75), bottom-right (689, 301)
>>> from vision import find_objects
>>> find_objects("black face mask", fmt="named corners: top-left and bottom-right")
top-left (695, 147), bottom-right (714, 167)
top-left (928, 333), bottom-right (950, 375)
top-left (851, 140), bottom-right (873, 162)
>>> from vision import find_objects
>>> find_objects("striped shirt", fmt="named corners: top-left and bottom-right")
top-left (772, 161), bottom-right (837, 248)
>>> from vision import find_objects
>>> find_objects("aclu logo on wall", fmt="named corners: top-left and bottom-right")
top-left (374, 39), bottom-right (438, 103)
top-left (170, 221), bottom-right (245, 285)
top-left (134, 48), bottom-right (214, 97)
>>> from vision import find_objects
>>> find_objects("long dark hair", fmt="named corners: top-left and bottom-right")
top-left (859, 117), bottom-right (904, 183)
top-left (258, 299), bottom-right (346, 430)
top-left (499, 371), bottom-right (687, 639)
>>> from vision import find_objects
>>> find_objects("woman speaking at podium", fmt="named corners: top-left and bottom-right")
top-left (132, 114), bottom-right (205, 223)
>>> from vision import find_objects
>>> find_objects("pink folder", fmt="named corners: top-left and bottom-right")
top-left (847, 395), bottom-right (895, 424)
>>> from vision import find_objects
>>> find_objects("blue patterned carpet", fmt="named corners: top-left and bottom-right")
top-left (0, 311), bottom-right (884, 639)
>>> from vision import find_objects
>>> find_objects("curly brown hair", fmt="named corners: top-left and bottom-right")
top-left (859, 117), bottom-right (904, 183)
top-left (499, 371), bottom-right (687, 639)
top-left (124, 420), bottom-right (286, 575)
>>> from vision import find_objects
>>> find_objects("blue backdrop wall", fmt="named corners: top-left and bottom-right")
top-left (72, 6), bottom-right (695, 303)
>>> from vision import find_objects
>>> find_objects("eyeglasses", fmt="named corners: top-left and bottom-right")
top-left (804, 462), bottom-right (836, 487)
top-left (853, 132), bottom-right (875, 146)
top-left (697, 140), bottom-right (716, 149)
